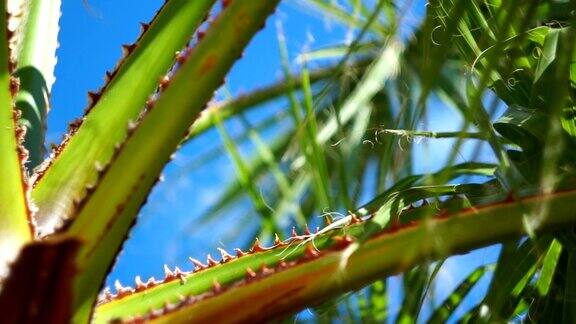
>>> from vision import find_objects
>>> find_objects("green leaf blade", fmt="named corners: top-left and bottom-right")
top-left (0, 0), bottom-right (32, 278)
top-left (31, 0), bottom-right (218, 235)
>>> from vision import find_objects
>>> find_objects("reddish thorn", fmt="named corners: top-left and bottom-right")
top-left (250, 238), bottom-right (266, 253)
top-left (196, 31), bottom-right (206, 41)
top-left (332, 235), bottom-right (354, 249)
top-left (140, 22), bottom-right (150, 32)
top-left (146, 276), bottom-right (158, 287)
top-left (176, 50), bottom-right (188, 64)
top-left (350, 213), bottom-right (361, 224)
top-left (273, 233), bottom-right (283, 246)
top-left (122, 43), bottom-right (137, 55)
top-left (114, 279), bottom-right (124, 292)
top-left (159, 75), bottom-right (171, 90)
top-left (304, 244), bottom-right (319, 259)
top-left (189, 257), bottom-right (206, 271)
top-left (134, 276), bottom-right (147, 292)
top-left (145, 97), bottom-right (155, 109)
top-left (101, 287), bottom-right (113, 302)
top-left (260, 264), bottom-right (273, 276)
top-left (304, 225), bottom-right (311, 236)
top-left (245, 267), bottom-right (257, 279)
top-left (87, 91), bottom-right (100, 105)
top-left (234, 248), bottom-right (246, 257)
top-left (206, 254), bottom-right (219, 267)
top-left (163, 264), bottom-right (176, 281)
top-left (217, 248), bottom-right (233, 263)
top-left (212, 279), bottom-right (222, 294)
top-left (114, 279), bottom-right (134, 298)
top-left (278, 261), bottom-right (288, 268)
top-left (105, 70), bottom-right (113, 81)
top-left (291, 227), bottom-right (298, 237)
top-left (222, 0), bottom-right (232, 9)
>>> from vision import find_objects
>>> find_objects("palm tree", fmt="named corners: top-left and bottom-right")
top-left (0, 0), bottom-right (575, 322)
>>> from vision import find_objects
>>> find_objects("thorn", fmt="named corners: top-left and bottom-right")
top-left (127, 119), bottom-right (138, 132)
top-left (332, 235), bottom-right (354, 248)
top-left (278, 260), bottom-right (288, 268)
top-left (234, 248), bottom-right (246, 257)
top-left (273, 233), bottom-right (283, 246)
top-left (146, 97), bottom-right (155, 109)
top-left (159, 75), bottom-right (171, 90)
top-left (222, 0), bottom-right (232, 9)
top-left (350, 212), bottom-right (361, 224)
top-left (114, 279), bottom-right (134, 298)
top-left (9, 77), bottom-right (19, 96)
top-left (304, 244), bottom-right (319, 259)
top-left (140, 22), bottom-right (150, 32)
top-left (175, 51), bottom-right (186, 64)
top-left (100, 287), bottom-right (113, 302)
top-left (122, 43), bottom-right (137, 55)
top-left (134, 276), bottom-right (147, 292)
top-left (105, 70), bottom-right (116, 81)
top-left (196, 30), bottom-right (206, 41)
top-left (94, 161), bottom-right (104, 172)
top-left (245, 267), bottom-right (257, 279)
top-left (212, 279), bottom-right (222, 294)
top-left (250, 238), bottom-right (266, 253)
top-left (217, 248), bottom-right (233, 263)
top-left (146, 276), bottom-right (158, 287)
top-left (304, 225), bottom-right (312, 236)
top-left (87, 91), bottom-right (100, 105)
top-left (173, 266), bottom-right (187, 284)
top-left (189, 257), bottom-right (206, 271)
top-left (260, 264), bottom-right (273, 276)
top-left (206, 254), bottom-right (219, 267)
top-left (291, 227), bottom-right (298, 237)
top-left (163, 264), bottom-right (175, 281)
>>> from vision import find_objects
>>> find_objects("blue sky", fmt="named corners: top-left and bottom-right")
top-left (50, 1), bottom-right (499, 322)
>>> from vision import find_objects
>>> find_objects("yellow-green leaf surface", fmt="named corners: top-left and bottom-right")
top-left (94, 189), bottom-right (576, 323)
top-left (0, 0), bottom-right (31, 279)
top-left (31, 0), bottom-right (217, 235)
top-left (64, 2), bottom-right (281, 322)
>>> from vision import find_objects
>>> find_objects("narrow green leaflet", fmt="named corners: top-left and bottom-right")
top-left (63, 2), bottom-right (281, 322)
top-left (479, 236), bottom-right (552, 321)
top-left (536, 239), bottom-right (562, 296)
top-left (0, 0), bottom-right (31, 278)
top-left (31, 0), bottom-right (217, 235)
top-left (184, 60), bottom-right (371, 141)
top-left (427, 265), bottom-right (491, 323)
top-left (215, 114), bottom-right (277, 235)
top-left (316, 39), bottom-right (402, 144)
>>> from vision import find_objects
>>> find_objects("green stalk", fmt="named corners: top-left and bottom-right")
top-left (95, 189), bottom-right (576, 323)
